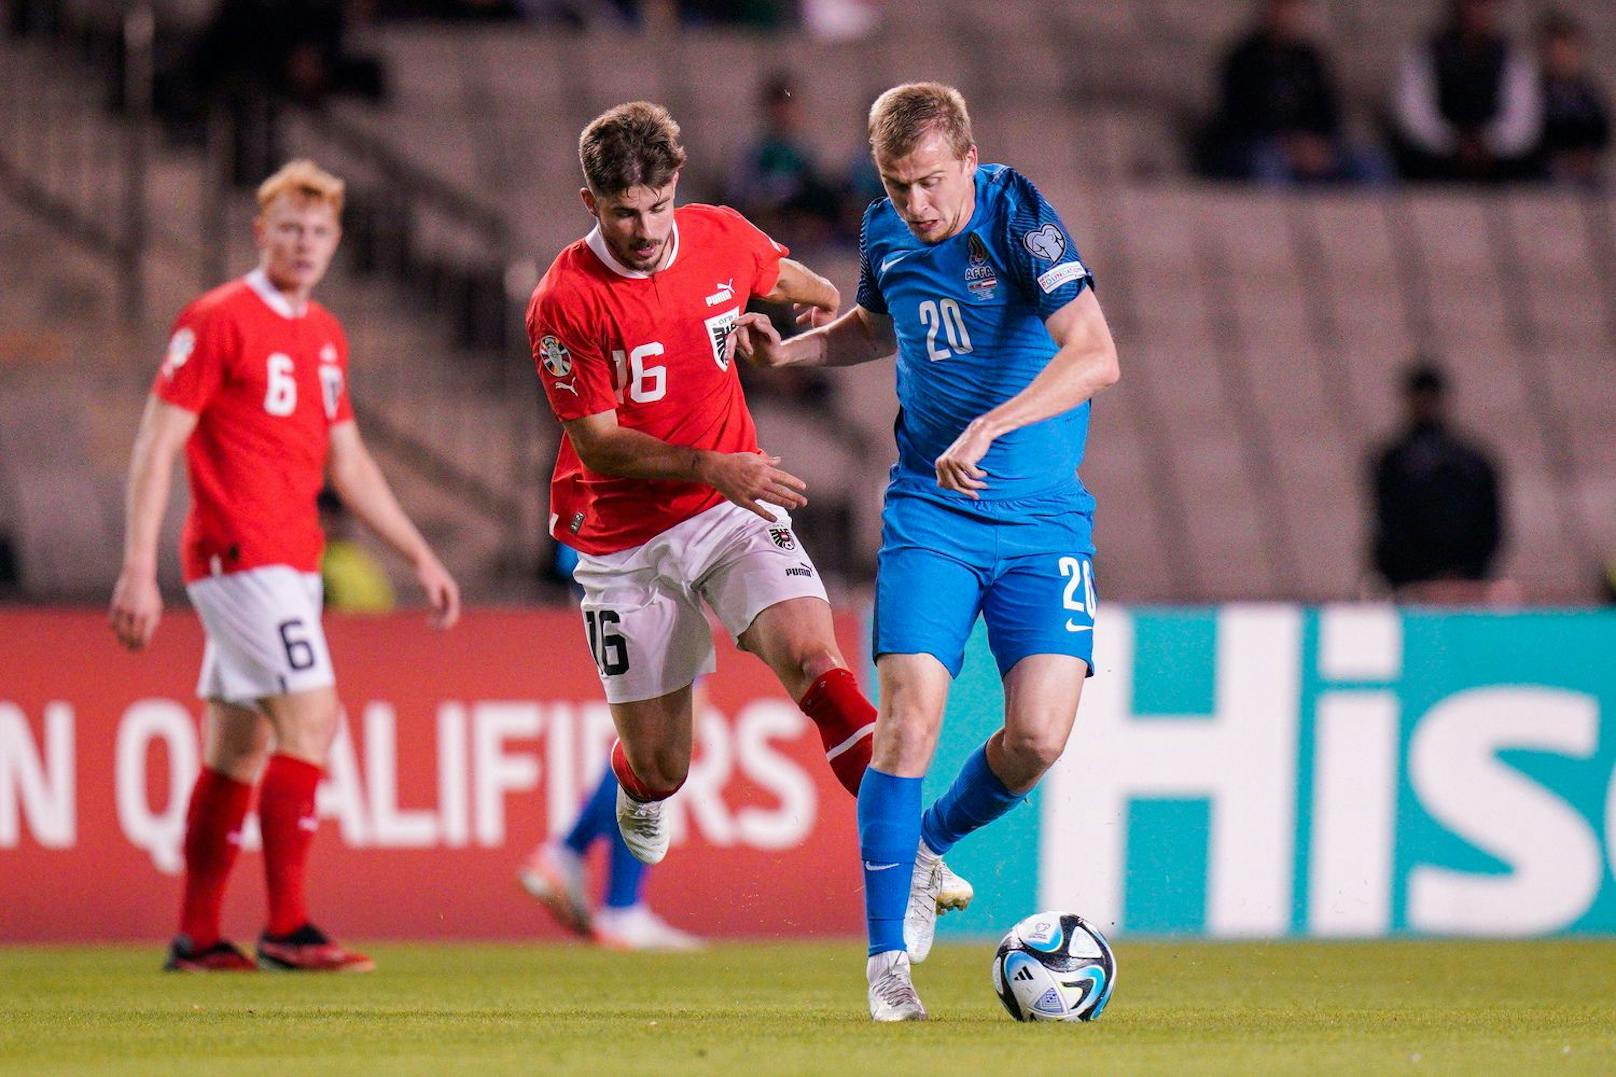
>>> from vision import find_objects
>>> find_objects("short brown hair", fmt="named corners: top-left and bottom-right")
top-left (256, 158), bottom-right (345, 216)
top-left (579, 102), bottom-right (688, 195)
top-left (868, 82), bottom-right (973, 160)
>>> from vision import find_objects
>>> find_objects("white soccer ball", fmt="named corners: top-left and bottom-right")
top-left (990, 911), bottom-right (1117, 1022)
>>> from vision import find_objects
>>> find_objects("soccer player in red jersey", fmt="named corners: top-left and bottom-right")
top-left (109, 160), bottom-right (461, 972)
top-left (526, 102), bottom-right (968, 911)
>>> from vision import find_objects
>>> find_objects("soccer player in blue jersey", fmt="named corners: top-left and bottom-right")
top-left (737, 82), bottom-right (1120, 1020)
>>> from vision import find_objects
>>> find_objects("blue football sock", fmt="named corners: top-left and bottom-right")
top-left (604, 814), bottom-right (648, 909)
top-left (858, 767), bottom-right (923, 956)
top-left (563, 766), bottom-right (619, 855)
top-left (919, 743), bottom-right (1025, 856)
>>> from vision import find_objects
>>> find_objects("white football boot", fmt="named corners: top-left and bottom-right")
top-left (517, 841), bottom-right (591, 936)
top-left (904, 844), bottom-right (943, 963)
top-left (936, 857), bottom-right (975, 914)
top-left (592, 905), bottom-right (704, 951)
top-left (867, 950), bottom-right (927, 1021)
top-left (616, 785), bottom-right (670, 865)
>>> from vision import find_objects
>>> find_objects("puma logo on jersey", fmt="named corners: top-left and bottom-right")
top-left (552, 377), bottom-right (579, 396)
top-left (705, 279), bottom-right (734, 306)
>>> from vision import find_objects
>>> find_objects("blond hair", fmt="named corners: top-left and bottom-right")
top-left (868, 82), bottom-right (974, 161)
top-left (256, 159), bottom-right (345, 216)
top-left (579, 102), bottom-right (688, 196)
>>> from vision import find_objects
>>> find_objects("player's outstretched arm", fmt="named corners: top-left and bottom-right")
top-left (564, 410), bottom-right (807, 522)
top-left (735, 305), bottom-right (896, 370)
top-left (110, 395), bottom-right (198, 650)
top-left (326, 421), bottom-right (460, 629)
top-left (934, 289), bottom-right (1120, 498)
top-left (762, 258), bottom-right (841, 328)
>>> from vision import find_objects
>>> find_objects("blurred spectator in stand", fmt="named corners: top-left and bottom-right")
top-left (376, 0), bottom-right (523, 18)
top-left (678, 0), bottom-right (793, 28)
top-left (1200, 0), bottom-right (1387, 184)
top-left (160, 0), bottom-right (387, 182)
top-left (0, 527), bottom-right (19, 595)
top-left (1391, 0), bottom-right (1541, 182)
top-left (318, 487), bottom-right (396, 613)
top-left (732, 72), bottom-right (842, 251)
top-left (1370, 361), bottom-right (1512, 604)
top-left (1533, 10), bottom-right (1610, 188)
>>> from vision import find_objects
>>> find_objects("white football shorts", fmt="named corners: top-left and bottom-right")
top-left (571, 500), bottom-right (829, 704)
top-left (187, 565), bottom-right (335, 705)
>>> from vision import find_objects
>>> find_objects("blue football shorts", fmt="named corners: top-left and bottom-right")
top-left (873, 487), bottom-right (1098, 679)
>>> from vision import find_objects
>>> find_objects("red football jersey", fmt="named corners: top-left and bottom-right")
top-left (153, 269), bottom-right (353, 582)
top-left (528, 203), bottom-right (788, 555)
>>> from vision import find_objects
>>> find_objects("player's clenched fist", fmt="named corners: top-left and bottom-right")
top-left (109, 567), bottom-right (163, 650)
top-left (699, 450), bottom-right (807, 520)
top-left (934, 418), bottom-right (995, 499)
top-left (733, 312), bottom-right (787, 368)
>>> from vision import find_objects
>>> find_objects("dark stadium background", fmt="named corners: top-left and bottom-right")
top-left (1, 3), bottom-right (1614, 1065)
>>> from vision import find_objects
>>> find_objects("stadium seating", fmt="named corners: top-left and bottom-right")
top-left (2, 4), bottom-right (1612, 603)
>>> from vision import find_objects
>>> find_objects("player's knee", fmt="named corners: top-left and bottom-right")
top-left (1000, 724), bottom-right (1068, 776)
top-left (638, 746), bottom-right (690, 795)
top-left (267, 694), bottom-right (341, 761)
top-left (209, 739), bottom-right (271, 783)
top-left (873, 709), bottom-right (940, 772)
top-left (796, 648), bottom-right (844, 686)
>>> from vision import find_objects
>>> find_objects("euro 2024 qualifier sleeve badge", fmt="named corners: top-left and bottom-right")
top-left (539, 335), bottom-right (573, 378)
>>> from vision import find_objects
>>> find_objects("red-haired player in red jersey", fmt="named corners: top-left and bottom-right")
top-left (526, 102), bottom-right (971, 912)
top-left (109, 160), bottom-right (461, 972)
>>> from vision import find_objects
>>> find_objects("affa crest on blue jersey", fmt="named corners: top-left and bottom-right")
top-left (965, 232), bottom-right (998, 301)
top-left (1021, 223), bottom-right (1066, 262)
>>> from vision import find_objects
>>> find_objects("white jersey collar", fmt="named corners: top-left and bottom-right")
top-left (584, 221), bottom-right (680, 279)
top-left (245, 267), bottom-right (308, 319)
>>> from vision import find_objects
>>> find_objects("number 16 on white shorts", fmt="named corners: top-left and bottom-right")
top-left (572, 500), bottom-right (828, 704)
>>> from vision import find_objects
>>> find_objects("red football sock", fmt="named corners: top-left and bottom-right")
top-left (798, 667), bottom-right (876, 797)
top-left (610, 739), bottom-right (679, 802)
top-left (178, 768), bottom-right (253, 948)
top-left (259, 754), bottom-right (323, 937)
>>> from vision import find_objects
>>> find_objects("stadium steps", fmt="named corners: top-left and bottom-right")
top-left (0, 29), bottom-right (544, 600)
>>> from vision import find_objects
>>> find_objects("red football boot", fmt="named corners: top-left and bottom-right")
top-left (164, 936), bottom-right (256, 972)
top-left (255, 923), bottom-right (375, 972)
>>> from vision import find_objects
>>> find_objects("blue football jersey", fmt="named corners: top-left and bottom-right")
top-left (857, 163), bottom-right (1095, 504)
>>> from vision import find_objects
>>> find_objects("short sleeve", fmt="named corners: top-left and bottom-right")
top-left (855, 206), bottom-right (888, 315)
top-left (1000, 171), bottom-right (1093, 320)
top-left (328, 320), bottom-right (354, 425)
top-left (528, 284), bottom-right (617, 422)
top-left (152, 303), bottom-right (233, 413)
top-left (711, 205), bottom-right (789, 297)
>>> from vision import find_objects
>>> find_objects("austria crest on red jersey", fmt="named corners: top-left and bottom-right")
top-left (704, 309), bottom-right (740, 371)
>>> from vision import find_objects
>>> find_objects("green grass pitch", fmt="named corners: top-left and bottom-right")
top-left (2, 939), bottom-right (1613, 1074)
